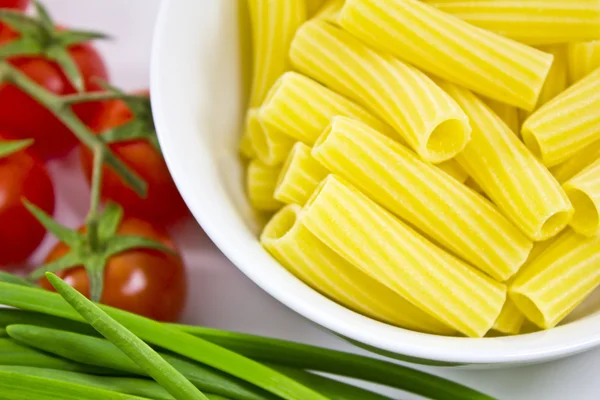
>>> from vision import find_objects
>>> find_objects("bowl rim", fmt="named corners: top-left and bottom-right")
top-left (150, 0), bottom-right (600, 365)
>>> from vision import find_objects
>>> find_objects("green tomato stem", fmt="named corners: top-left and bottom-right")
top-left (87, 145), bottom-right (105, 253)
top-left (0, 61), bottom-right (147, 197)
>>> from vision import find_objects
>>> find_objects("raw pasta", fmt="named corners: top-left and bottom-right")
top-left (510, 230), bottom-right (600, 329)
top-left (568, 40), bottom-right (600, 84)
top-left (339, 0), bottom-right (554, 110)
top-left (247, 160), bottom-right (283, 211)
top-left (302, 175), bottom-right (507, 337)
top-left (274, 142), bottom-right (329, 206)
top-left (261, 204), bottom-right (455, 334)
top-left (522, 67), bottom-right (600, 167)
top-left (246, 108), bottom-right (295, 166)
top-left (248, 0), bottom-right (306, 107)
top-left (259, 72), bottom-right (392, 145)
top-left (311, 117), bottom-right (532, 281)
top-left (289, 20), bottom-right (471, 163)
top-left (424, 0), bottom-right (600, 45)
top-left (563, 159), bottom-right (600, 237)
top-left (440, 81), bottom-right (573, 241)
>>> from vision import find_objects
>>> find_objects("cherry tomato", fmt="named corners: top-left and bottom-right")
top-left (0, 0), bottom-right (28, 10)
top-left (80, 95), bottom-right (189, 226)
top-left (40, 217), bottom-right (187, 321)
top-left (0, 26), bottom-right (108, 159)
top-left (0, 134), bottom-right (55, 267)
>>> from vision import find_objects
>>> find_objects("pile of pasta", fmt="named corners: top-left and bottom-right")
top-left (240, 0), bottom-right (600, 338)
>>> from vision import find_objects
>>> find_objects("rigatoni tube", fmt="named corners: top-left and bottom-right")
top-left (261, 205), bottom-right (455, 335)
top-left (339, 0), bottom-right (553, 110)
top-left (440, 81), bottom-right (573, 241)
top-left (311, 117), bottom-right (532, 281)
top-left (248, 0), bottom-right (306, 107)
top-left (563, 159), bottom-right (600, 237)
top-left (274, 143), bottom-right (329, 206)
top-left (246, 160), bottom-right (283, 211)
top-left (302, 175), bottom-right (507, 337)
top-left (424, 0), bottom-right (600, 46)
top-left (289, 20), bottom-right (471, 163)
top-left (259, 72), bottom-right (392, 146)
top-left (568, 40), bottom-right (600, 84)
top-left (522, 67), bottom-right (600, 167)
top-left (510, 230), bottom-right (600, 329)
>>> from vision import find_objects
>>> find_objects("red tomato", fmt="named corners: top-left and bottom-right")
top-left (40, 217), bottom-right (187, 321)
top-left (80, 95), bottom-right (189, 226)
top-left (0, 0), bottom-right (28, 10)
top-left (0, 26), bottom-right (108, 159)
top-left (0, 134), bottom-right (55, 267)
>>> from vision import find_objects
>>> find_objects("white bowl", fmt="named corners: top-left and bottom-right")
top-left (150, 0), bottom-right (600, 367)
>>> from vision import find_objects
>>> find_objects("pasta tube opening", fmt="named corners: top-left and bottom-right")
top-left (260, 204), bottom-right (300, 244)
top-left (539, 210), bottom-right (573, 240)
top-left (565, 188), bottom-right (599, 237)
top-left (509, 292), bottom-right (547, 329)
top-left (427, 118), bottom-right (469, 158)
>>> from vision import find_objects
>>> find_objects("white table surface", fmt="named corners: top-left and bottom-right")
top-left (31, 1), bottom-right (600, 399)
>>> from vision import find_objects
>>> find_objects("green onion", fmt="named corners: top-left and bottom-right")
top-left (271, 365), bottom-right (391, 400)
top-left (174, 326), bottom-right (494, 400)
top-left (0, 338), bottom-right (114, 375)
top-left (45, 272), bottom-right (208, 400)
top-left (0, 366), bottom-right (175, 400)
top-left (0, 281), bottom-right (330, 400)
top-left (0, 309), bottom-right (97, 336)
top-left (6, 325), bottom-right (275, 400)
top-left (0, 370), bottom-right (147, 399)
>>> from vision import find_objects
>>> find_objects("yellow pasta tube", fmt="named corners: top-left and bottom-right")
top-left (261, 205), bottom-right (455, 334)
top-left (482, 97), bottom-right (521, 136)
top-left (312, 117), bottom-right (532, 281)
top-left (274, 142), bottom-right (329, 206)
top-left (491, 299), bottom-right (525, 335)
top-left (563, 159), bottom-right (600, 237)
top-left (440, 82), bottom-right (573, 241)
top-left (339, 0), bottom-right (553, 111)
top-left (259, 72), bottom-right (392, 146)
top-left (302, 175), bottom-right (506, 337)
top-left (424, 0), bottom-right (600, 46)
top-left (246, 109), bottom-right (295, 166)
top-left (435, 159), bottom-right (469, 184)
top-left (568, 40), bottom-right (600, 84)
top-left (510, 229), bottom-right (600, 329)
top-left (522, 67), bottom-right (600, 167)
top-left (289, 20), bottom-right (471, 163)
top-left (247, 160), bottom-right (283, 211)
top-left (551, 141), bottom-right (600, 184)
top-left (248, 0), bottom-right (306, 107)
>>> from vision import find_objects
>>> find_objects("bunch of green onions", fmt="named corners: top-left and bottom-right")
top-left (0, 273), bottom-right (494, 400)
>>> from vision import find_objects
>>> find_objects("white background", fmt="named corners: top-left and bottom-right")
top-left (30, 1), bottom-right (600, 399)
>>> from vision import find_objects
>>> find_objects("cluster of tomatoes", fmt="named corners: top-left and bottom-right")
top-left (0, 0), bottom-right (189, 321)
